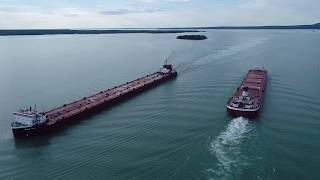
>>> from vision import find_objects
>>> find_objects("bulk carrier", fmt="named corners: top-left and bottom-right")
top-left (226, 67), bottom-right (267, 118)
top-left (11, 64), bottom-right (177, 138)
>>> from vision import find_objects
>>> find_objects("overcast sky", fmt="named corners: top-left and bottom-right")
top-left (0, 0), bottom-right (319, 28)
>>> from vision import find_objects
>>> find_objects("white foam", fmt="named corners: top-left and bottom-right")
top-left (208, 117), bottom-right (256, 179)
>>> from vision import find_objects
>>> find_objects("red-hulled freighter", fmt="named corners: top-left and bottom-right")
top-left (226, 67), bottom-right (267, 118)
top-left (11, 63), bottom-right (177, 138)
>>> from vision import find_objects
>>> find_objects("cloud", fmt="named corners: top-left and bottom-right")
top-left (100, 8), bottom-right (164, 15)
top-left (100, 9), bottom-right (139, 15)
top-left (0, 0), bottom-right (319, 28)
top-left (142, 0), bottom-right (191, 3)
top-left (63, 13), bottom-right (79, 17)
top-left (228, 0), bottom-right (320, 25)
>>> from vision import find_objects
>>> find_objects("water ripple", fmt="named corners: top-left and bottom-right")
top-left (176, 37), bottom-right (269, 75)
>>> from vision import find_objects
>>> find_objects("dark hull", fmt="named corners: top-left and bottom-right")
top-left (12, 125), bottom-right (49, 138)
top-left (12, 72), bottom-right (177, 138)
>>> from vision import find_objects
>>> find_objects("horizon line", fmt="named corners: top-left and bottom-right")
top-left (0, 22), bottom-right (319, 30)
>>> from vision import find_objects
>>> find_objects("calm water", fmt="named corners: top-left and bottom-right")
top-left (0, 30), bottom-right (320, 180)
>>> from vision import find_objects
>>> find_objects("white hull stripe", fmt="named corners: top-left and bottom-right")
top-left (226, 105), bottom-right (260, 112)
top-left (11, 126), bottom-right (34, 130)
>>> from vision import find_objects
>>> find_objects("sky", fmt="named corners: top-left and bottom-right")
top-left (0, 0), bottom-right (319, 28)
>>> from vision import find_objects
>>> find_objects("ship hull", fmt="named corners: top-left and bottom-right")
top-left (226, 107), bottom-right (259, 119)
top-left (12, 71), bottom-right (177, 138)
top-left (12, 125), bottom-right (49, 138)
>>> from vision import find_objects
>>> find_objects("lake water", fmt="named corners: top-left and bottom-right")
top-left (0, 30), bottom-right (319, 180)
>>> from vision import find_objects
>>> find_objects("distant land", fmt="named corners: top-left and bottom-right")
top-left (168, 23), bottom-right (320, 30)
top-left (0, 23), bottom-right (319, 36)
top-left (0, 29), bottom-right (199, 36)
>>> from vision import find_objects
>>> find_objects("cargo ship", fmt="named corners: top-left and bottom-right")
top-left (226, 67), bottom-right (267, 118)
top-left (11, 63), bottom-right (177, 138)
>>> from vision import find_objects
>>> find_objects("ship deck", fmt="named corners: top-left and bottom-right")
top-left (45, 71), bottom-right (175, 125)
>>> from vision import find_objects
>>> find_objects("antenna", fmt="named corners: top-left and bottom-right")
top-left (164, 58), bottom-right (168, 65)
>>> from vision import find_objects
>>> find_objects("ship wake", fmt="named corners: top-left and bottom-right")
top-left (175, 37), bottom-right (269, 74)
top-left (208, 117), bottom-right (256, 180)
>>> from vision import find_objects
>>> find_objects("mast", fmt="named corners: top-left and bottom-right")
top-left (164, 57), bottom-right (168, 66)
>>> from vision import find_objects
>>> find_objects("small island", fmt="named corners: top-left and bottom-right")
top-left (176, 35), bottom-right (207, 40)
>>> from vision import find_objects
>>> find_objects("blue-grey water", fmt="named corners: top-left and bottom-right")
top-left (0, 30), bottom-right (320, 180)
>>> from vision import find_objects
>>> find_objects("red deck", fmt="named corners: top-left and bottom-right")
top-left (45, 71), bottom-right (176, 125)
top-left (233, 70), bottom-right (267, 105)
